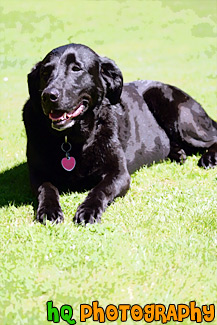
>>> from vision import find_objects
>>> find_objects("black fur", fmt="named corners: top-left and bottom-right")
top-left (23, 43), bottom-right (217, 224)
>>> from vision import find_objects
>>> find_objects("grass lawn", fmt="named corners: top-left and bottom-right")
top-left (0, 0), bottom-right (217, 324)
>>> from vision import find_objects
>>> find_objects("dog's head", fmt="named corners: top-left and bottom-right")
top-left (28, 43), bottom-right (123, 131)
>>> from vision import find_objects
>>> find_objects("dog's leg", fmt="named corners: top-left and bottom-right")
top-left (36, 182), bottom-right (64, 224)
top-left (142, 85), bottom-right (217, 167)
top-left (168, 142), bottom-right (187, 164)
top-left (198, 143), bottom-right (217, 168)
top-left (73, 170), bottom-right (131, 225)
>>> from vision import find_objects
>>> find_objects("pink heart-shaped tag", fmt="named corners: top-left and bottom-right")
top-left (61, 157), bottom-right (76, 171)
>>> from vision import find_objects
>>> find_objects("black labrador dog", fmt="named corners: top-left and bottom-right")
top-left (23, 43), bottom-right (217, 224)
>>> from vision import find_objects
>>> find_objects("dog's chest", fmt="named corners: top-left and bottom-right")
top-left (36, 134), bottom-right (104, 185)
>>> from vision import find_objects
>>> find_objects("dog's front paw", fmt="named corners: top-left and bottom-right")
top-left (73, 205), bottom-right (101, 225)
top-left (36, 205), bottom-right (64, 224)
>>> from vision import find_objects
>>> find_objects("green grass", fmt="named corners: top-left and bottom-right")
top-left (0, 0), bottom-right (217, 324)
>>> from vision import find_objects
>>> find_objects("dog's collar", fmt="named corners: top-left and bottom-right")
top-left (61, 136), bottom-right (76, 171)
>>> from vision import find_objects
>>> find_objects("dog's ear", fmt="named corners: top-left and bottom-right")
top-left (100, 57), bottom-right (123, 105)
top-left (27, 61), bottom-right (42, 101)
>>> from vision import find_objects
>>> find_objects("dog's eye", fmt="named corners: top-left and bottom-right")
top-left (71, 65), bottom-right (81, 72)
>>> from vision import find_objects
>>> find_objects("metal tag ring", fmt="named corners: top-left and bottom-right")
top-left (61, 142), bottom-right (72, 153)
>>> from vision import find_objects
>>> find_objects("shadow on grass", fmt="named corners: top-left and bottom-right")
top-left (0, 162), bottom-right (35, 208)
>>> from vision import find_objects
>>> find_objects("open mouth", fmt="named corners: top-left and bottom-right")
top-left (49, 102), bottom-right (85, 123)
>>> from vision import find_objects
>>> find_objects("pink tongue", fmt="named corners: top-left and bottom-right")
top-left (49, 111), bottom-right (65, 121)
top-left (49, 104), bottom-right (84, 121)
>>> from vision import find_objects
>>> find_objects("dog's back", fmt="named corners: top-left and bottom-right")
top-left (119, 83), bottom-right (170, 173)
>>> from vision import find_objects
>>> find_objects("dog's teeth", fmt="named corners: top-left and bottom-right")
top-left (63, 113), bottom-right (67, 119)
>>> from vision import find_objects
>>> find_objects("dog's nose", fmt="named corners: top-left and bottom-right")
top-left (42, 88), bottom-right (60, 103)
